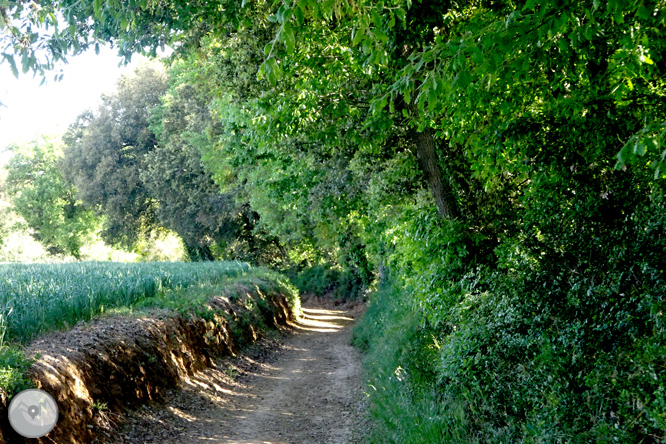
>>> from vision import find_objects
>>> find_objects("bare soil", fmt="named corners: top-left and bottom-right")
top-left (93, 303), bottom-right (367, 444)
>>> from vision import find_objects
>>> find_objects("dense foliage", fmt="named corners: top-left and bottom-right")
top-left (59, 63), bottom-right (168, 249)
top-left (2, 0), bottom-right (666, 441)
top-left (144, 65), bottom-right (286, 264)
top-left (0, 166), bottom-right (14, 248)
top-left (4, 136), bottom-right (98, 258)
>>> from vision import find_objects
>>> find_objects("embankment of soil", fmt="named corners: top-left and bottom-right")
top-left (0, 283), bottom-right (294, 444)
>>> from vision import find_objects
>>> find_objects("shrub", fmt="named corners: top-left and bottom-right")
top-left (290, 263), bottom-right (370, 301)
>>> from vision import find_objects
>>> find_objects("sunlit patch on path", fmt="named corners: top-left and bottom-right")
top-left (293, 308), bottom-right (355, 333)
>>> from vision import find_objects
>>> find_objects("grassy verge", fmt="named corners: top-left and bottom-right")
top-left (133, 267), bottom-right (300, 317)
top-left (352, 280), bottom-right (456, 444)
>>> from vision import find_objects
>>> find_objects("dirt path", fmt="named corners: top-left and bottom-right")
top-left (94, 305), bottom-right (366, 444)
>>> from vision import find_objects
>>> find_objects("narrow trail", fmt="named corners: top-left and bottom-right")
top-left (96, 305), bottom-right (366, 444)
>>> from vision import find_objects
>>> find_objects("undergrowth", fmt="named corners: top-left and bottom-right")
top-left (353, 281), bottom-right (468, 444)
top-left (354, 257), bottom-right (666, 442)
top-left (0, 346), bottom-right (35, 396)
top-left (289, 263), bottom-right (372, 301)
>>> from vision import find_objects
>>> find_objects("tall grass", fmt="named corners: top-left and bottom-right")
top-left (353, 280), bottom-right (480, 444)
top-left (0, 261), bottom-right (251, 344)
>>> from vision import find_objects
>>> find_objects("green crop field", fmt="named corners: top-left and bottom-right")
top-left (0, 261), bottom-right (251, 345)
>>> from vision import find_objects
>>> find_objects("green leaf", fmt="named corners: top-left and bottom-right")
top-left (453, 69), bottom-right (472, 89)
top-left (295, 6), bottom-right (305, 25)
top-left (379, 94), bottom-right (388, 110)
top-left (645, 137), bottom-right (659, 153)
top-left (395, 8), bottom-right (406, 24)
top-left (634, 140), bottom-right (646, 156)
top-left (94, 0), bottom-right (102, 18)
top-left (614, 10), bottom-right (624, 24)
top-left (20, 53), bottom-right (30, 74)
top-left (637, 5), bottom-right (651, 20)
top-left (371, 10), bottom-right (382, 28)
top-left (388, 13), bottom-right (395, 29)
top-left (427, 87), bottom-right (438, 112)
top-left (472, 47), bottom-right (484, 65)
top-left (4, 55), bottom-right (18, 78)
top-left (322, 0), bottom-right (335, 18)
top-left (266, 58), bottom-right (281, 86)
top-left (352, 25), bottom-right (365, 46)
top-left (276, 5), bottom-right (291, 23)
top-left (283, 22), bottom-right (295, 54)
top-left (257, 60), bottom-right (267, 81)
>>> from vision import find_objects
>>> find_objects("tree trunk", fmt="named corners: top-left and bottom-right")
top-left (410, 120), bottom-right (458, 219)
top-left (398, 42), bottom-right (458, 220)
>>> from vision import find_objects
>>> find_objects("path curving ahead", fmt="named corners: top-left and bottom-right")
top-left (95, 306), bottom-right (365, 444)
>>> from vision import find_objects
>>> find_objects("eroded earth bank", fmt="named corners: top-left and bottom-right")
top-left (93, 304), bottom-right (366, 444)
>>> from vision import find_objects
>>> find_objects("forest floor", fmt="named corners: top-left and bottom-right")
top-left (92, 302), bottom-right (368, 444)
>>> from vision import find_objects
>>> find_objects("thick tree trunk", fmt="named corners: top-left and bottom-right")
top-left (411, 122), bottom-right (458, 219)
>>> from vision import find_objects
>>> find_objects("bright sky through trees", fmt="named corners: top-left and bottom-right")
top-left (0, 45), bottom-right (149, 164)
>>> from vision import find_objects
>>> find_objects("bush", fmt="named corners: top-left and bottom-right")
top-left (354, 191), bottom-right (666, 441)
top-left (291, 264), bottom-right (341, 296)
top-left (0, 347), bottom-right (35, 396)
top-left (290, 263), bottom-right (371, 301)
